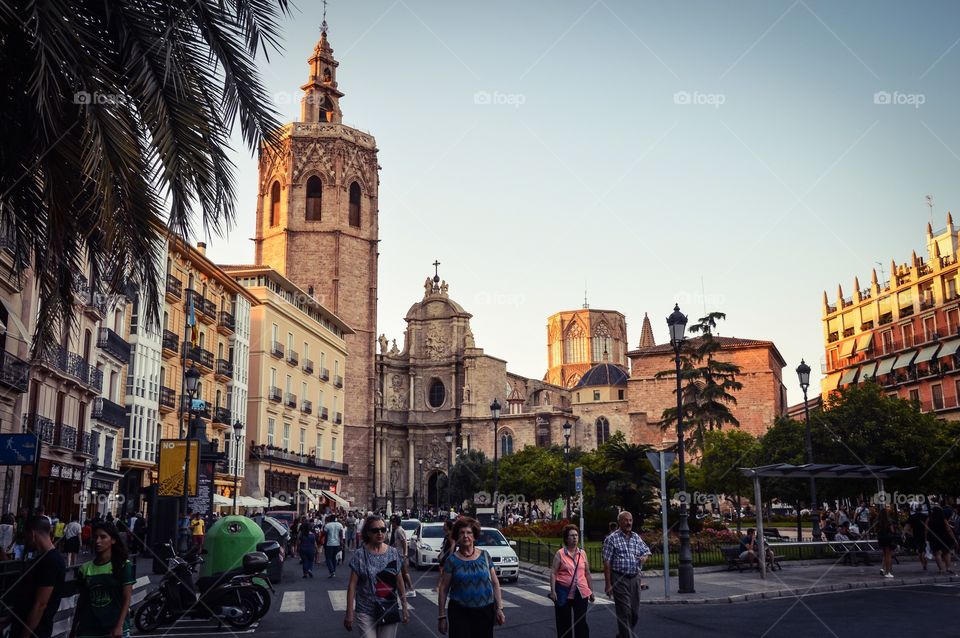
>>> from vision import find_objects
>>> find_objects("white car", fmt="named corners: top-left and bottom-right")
top-left (477, 528), bottom-right (519, 583)
top-left (410, 522), bottom-right (446, 568)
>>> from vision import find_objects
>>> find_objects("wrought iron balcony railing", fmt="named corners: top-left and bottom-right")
top-left (0, 350), bottom-right (30, 393)
top-left (92, 397), bottom-right (128, 429)
top-left (97, 327), bottom-right (131, 364)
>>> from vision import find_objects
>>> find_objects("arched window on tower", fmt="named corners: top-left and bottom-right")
top-left (269, 181), bottom-right (281, 227)
top-left (348, 182), bottom-right (361, 228)
top-left (306, 176), bottom-right (322, 221)
top-left (595, 416), bottom-right (610, 445)
top-left (500, 431), bottom-right (514, 456)
top-left (564, 323), bottom-right (586, 364)
top-left (592, 322), bottom-right (613, 362)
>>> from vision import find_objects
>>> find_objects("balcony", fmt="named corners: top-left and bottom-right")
top-left (334, 375), bottom-right (343, 389)
top-left (201, 299), bottom-right (216, 323)
top-left (218, 311), bottom-right (235, 335)
top-left (93, 397), bottom-right (128, 429)
top-left (268, 386), bottom-right (282, 402)
top-left (0, 351), bottom-right (30, 393)
top-left (302, 358), bottom-right (314, 374)
top-left (319, 368), bottom-right (329, 381)
top-left (842, 327), bottom-right (854, 338)
top-left (285, 393), bottom-right (297, 409)
top-left (97, 327), bottom-right (131, 364)
top-left (53, 424), bottom-right (78, 451)
top-left (920, 297), bottom-right (936, 311)
top-left (250, 443), bottom-right (349, 474)
top-left (165, 274), bottom-right (182, 301)
top-left (319, 407), bottom-right (329, 421)
top-left (182, 343), bottom-right (214, 370)
top-left (900, 305), bottom-right (914, 318)
top-left (301, 399), bottom-right (313, 414)
top-left (286, 349), bottom-right (299, 366)
top-left (334, 412), bottom-right (343, 424)
top-left (879, 312), bottom-right (893, 326)
top-left (36, 344), bottom-right (102, 392)
top-left (23, 414), bottom-right (55, 444)
top-left (270, 341), bottom-right (284, 358)
top-left (83, 292), bottom-right (107, 321)
top-left (213, 406), bottom-right (231, 424)
top-left (162, 330), bottom-right (179, 357)
top-left (215, 359), bottom-right (233, 381)
top-left (76, 432), bottom-right (94, 458)
top-left (159, 386), bottom-right (176, 413)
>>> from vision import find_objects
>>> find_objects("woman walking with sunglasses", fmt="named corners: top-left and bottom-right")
top-left (344, 515), bottom-right (409, 638)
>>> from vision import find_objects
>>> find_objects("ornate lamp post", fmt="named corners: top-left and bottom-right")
top-left (444, 427), bottom-right (454, 511)
top-left (667, 304), bottom-right (694, 594)
top-left (232, 420), bottom-right (243, 515)
top-left (796, 359), bottom-right (820, 542)
top-left (562, 420), bottom-right (572, 519)
top-left (417, 458), bottom-right (424, 515)
top-left (180, 365), bottom-right (200, 545)
top-left (490, 398), bottom-right (501, 522)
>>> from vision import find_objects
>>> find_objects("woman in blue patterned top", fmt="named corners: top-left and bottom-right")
top-left (437, 517), bottom-right (505, 638)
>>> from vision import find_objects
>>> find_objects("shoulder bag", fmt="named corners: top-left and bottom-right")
top-left (364, 548), bottom-right (402, 626)
top-left (554, 549), bottom-right (580, 607)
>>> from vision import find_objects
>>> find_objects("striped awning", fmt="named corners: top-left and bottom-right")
top-left (938, 339), bottom-right (960, 359)
top-left (840, 339), bottom-right (856, 357)
top-left (855, 333), bottom-right (873, 353)
top-left (838, 367), bottom-right (860, 386)
top-left (822, 372), bottom-right (841, 392)
top-left (859, 361), bottom-right (878, 381)
top-left (914, 343), bottom-right (942, 364)
top-left (874, 357), bottom-right (897, 377)
top-left (892, 351), bottom-right (918, 370)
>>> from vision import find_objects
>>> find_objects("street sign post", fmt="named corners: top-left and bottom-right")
top-left (646, 450), bottom-right (676, 599)
top-left (0, 434), bottom-right (38, 465)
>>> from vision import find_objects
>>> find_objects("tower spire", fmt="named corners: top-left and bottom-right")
top-left (638, 312), bottom-right (656, 349)
top-left (300, 13), bottom-right (344, 124)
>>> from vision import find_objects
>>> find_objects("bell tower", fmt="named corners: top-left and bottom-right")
top-left (254, 23), bottom-right (380, 505)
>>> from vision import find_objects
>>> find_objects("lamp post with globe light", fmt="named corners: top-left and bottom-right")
top-left (667, 304), bottom-right (694, 594)
top-left (796, 359), bottom-right (820, 542)
top-left (490, 399), bottom-right (501, 523)
top-left (563, 420), bottom-right (572, 519)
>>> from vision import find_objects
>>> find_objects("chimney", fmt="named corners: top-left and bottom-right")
top-left (197, 241), bottom-right (207, 256)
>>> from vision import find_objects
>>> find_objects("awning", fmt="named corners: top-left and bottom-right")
top-left (914, 343), bottom-right (941, 364)
top-left (822, 372), bottom-right (841, 392)
top-left (892, 351), bottom-right (918, 370)
top-left (874, 357), bottom-right (897, 376)
top-left (840, 339), bottom-right (856, 357)
top-left (838, 367), bottom-right (859, 386)
top-left (320, 489), bottom-right (350, 509)
top-left (0, 297), bottom-right (31, 348)
top-left (237, 496), bottom-right (268, 508)
top-left (299, 488), bottom-right (318, 506)
top-left (938, 339), bottom-right (960, 359)
top-left (213, 494), bottom-right (232, 506)
top-left (859, 361), bottom-right (878, 381)
top-left (855, 333), bottom-right (873, 353)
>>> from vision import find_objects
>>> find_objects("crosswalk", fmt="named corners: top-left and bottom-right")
top-left (280, 585), bottom-right (613, 614)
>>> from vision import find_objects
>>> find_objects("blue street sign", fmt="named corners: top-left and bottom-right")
top-left (0, 433), bottom-right (38, 465)
top-left (574, 466), bottom-right (583, 492)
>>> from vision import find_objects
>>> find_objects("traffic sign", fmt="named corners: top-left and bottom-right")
top-left (574, 466), bottom-right (583, 492)
top-left (0, 433), bottom-right (38, 465)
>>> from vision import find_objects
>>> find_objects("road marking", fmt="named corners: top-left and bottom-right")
top-left (135, 623), bottom-right (258, 637)
top-left (280, 591), bottom-right (305, 612)
top-left (504, 588), bottom-right (552, 606)
top-left (534, 584), bottom-right (613, 605)
top-left (329, 590), bottom-right (348, 611)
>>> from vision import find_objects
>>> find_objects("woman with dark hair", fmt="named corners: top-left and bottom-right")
top-left (70, 521), bottom-right (135, 638)
top-left (300, 523), bottom-right (318, 578)
top-left (875, 507), bottom-right (899, 578)
top-left (437, 517), bottom-right (505, 638)
top-left (344, 515), bottom-right (409, 637)
top-left (549, 524), bottom-right (593, 638)
top-left (925, 506), bottom-right (957, 574)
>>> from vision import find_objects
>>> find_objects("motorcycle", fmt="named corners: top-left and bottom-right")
top-left (134, 543), bottom-right (270, 631)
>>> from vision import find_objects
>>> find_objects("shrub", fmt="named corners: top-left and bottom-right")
top-left (500, 519), bottom-right (571, 538)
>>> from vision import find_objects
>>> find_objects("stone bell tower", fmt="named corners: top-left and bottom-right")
top-left (254, 24), bottom-right (380, 506)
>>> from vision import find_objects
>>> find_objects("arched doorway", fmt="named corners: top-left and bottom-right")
top-left (427, 471), bottom-right (447, 509)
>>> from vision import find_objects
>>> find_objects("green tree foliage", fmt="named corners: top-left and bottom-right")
top-left (656, 311), bottom-right (743, 452)
top-left (0, 0), bottom-right (289, 349)
top-left (449, 450), bottom-right (490, 506)
top-left (699, 429), bottom-right (760, 532)
top-left (497, 445), bottom-right (566, 502)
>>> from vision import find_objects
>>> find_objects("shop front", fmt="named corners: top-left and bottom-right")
top-left (18, 460), bottom-right (85, 521)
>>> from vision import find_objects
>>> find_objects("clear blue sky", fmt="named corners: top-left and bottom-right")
top-left (203, 0), bottom-right (960, 406)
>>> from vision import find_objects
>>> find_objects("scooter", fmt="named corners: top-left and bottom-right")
top-left (134, 543), bottom-right (269, 631)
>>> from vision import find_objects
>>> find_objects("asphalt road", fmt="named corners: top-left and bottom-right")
top-left (134, 552), bottom-right (960, 638)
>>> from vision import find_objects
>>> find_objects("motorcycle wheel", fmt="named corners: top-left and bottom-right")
top-left (135, 598), bottom-right (166, 632)
top-left (220, 588), bottom-right (260, 628)
top-left (251, 584), bottom-right (271, 620)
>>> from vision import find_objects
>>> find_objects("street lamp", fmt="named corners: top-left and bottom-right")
top-left (181, 365), bottom-right (200, 547)
top-left (445, 427), bottom-right (454, 512)
top-left (563, 421), bottom-right (572, 519)
top-left (667, 303), bottom-right (695, 594)
top-left (232, 420), bottom-right (243, 515)
top-left (417, 458), bottom-right (424, 515)
top-left (796, 359), bottom-right (820, 542)
top-left (490, 398), bottom-right (501, 523)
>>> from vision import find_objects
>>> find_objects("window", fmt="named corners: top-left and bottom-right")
top-left (269, 181), bottom-right (281, 226)
top-left (304, 342), bottom-right (310, 360)
top-left (286, 375), bottom-right (292, 393)
top-left (564, 323), bottom-right (586, 364)
top-left (318, 389), bottom-right (324, 409)
top-left (283, 423), bottom-right (290, 450)
top-left (299, 428), bottom-right (306, 454)
top-left (881, 330), bottom-right (894, 355)
top-left (316, 433), bottom-right (323, 458)
top-left (301, 381), bottom-right (308, 400)
top-left (500, 432), bottom-right (514, 456)
top-left (334, 360), bottom-right (339, 378)
top-left (949, 309), bottom-right (960, 335)
top-left (596, 417), bottom-right (610, 445)
top-left (593, 391), bottom-right (601, 401)
top-left (272, 324), bottom-right (279, 343)
top-left (932, 384), bottom-right (944, 410)
top-left (306, 176), bottom-right (322, 221)
top-left (333, 395), bottom-right (338, 415)
top-left (267, 418), bottom-right (275, 446)
top-left (348, 182), bottom-right (361, 228)
top-left (320, 352), bottom-right (326, 370)
top-left (924, 316), bottom-right (937, 342)
top-left (428, 379), bottom-right (445, 408)
top-left (908, 389), bottom-right (920, 404)
top-left (332, 437), bottom-right (337, 458)
top-left (270, 368), bottom-right (277, 387)
top-left (902, 324), bottom-right (914, 348)
top-left (287, 332), bottom-right (294, 351)
top-left (618, 389), bottom-right (625, 400)
top-left (592, 322), bottom-right (613, 362)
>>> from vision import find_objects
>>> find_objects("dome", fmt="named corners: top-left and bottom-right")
top-left (575, 363), bottom-right (629, 388)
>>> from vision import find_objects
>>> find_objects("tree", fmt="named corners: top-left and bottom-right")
top-left (756, 417), bottom-right (811, 538)
top-left (0, 1), bottom-right (288, 349)
top-left (497, 445), bottom-right (566, 503)
top-left (601, 435), bottom-right (657, 525)
top-left (656, 312), bottom-right (743, 452)
top-left (449, 450), bottom-right (490, 507)
top-left (699, 429), bottom-right (760, 533)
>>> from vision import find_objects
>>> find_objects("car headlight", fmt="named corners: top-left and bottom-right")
top-left (420, 544), bottom-right (433, 551)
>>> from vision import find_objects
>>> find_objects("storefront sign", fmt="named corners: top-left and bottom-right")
top-left (158, 439), bottom-right (200, 496)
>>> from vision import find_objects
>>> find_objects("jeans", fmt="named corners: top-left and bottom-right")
top-left (301, 550), bottom-right (315, 575)
top-left (325, 545), bottom-right (340, 574)
top-left (354, 612), bottom-right (399, 638)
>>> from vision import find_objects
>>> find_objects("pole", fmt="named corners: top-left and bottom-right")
top-left (675, 345), bottom-right (695, 593)
top-left (233, 432), bottom-right (240, 515)
top-left (28, 420), bottom-right (42, 519)
top-left (754, 474), bottom-right (766, 580)
top-left (181, 387), bottom-right (195, 548)
top-left (493, 417), bottom-right (499, 524)
top-left (565, 449), bottom-right (571, 520)
top-left (802, 387), bottom-right (819, 543)
top-left (660, 451), bottom-right (670, 599)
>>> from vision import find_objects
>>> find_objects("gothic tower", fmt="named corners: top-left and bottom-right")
top-left (254, 26), bottom-right (379, 505)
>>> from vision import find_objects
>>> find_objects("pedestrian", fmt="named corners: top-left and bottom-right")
top-left (876, 507), bottom-right (900, 578)
top-left (389, 515), bottom-right (415, 596)
top-left (0, 516), bottom-right (66, 638)
top-left (190, 512), bottom-right (205, 548)
top-left (70, 521), bottom-right (135, 638)
top-left (924, 505), bottom-right (957, 574)
top-left (855, 501), bottom-right (872, 538)
top-left (437, 517), bottom-right (505, 638)
top-left (343, 514), bottom-right (409, 637)
top-left (323, 513), bottom-right (345, 577)
top-left (0, 513), bottom-right (14, 561)
top-left (602, 511), bottom-right (650, 638)
top-left (299, 524), bottom-right (318, 578)
top-left (904, 507), bottom-right (929, 571)
top-left (346, 511), bottom-right (358, 551)
top-left (549, 524), bottom-right (593, 638)
top-left (63, 516), bottom-right (82, 567)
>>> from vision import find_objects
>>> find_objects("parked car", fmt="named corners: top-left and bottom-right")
top-left (477, 528), bottom-right (519, 582)
top-left (410, 522), bottom-right (446, 569)
top-left (400, 519), bottom-right (420, 537)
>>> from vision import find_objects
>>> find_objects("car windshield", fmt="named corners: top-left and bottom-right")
top-left (475, 530), bottom-right (508, 547)
top-left (421, 526), bottom-right (447, 538)
top-left (401, 521), bottom-right (419, 533)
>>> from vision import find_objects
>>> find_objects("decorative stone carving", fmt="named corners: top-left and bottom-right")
top-left (425, 328), bottom-right (447, 360)
top-left (464, 329), bottom-right (475, 349)
top-left (389, 374), bottom-right (407, 410)
top-left (378, 334), bottom-right (389, 354)
top-left (389, 339), bottom-right (399, 355)
top-left (428, 436), bottom-right (445, 469)
top-left (290, 139), bottom-right (336, 184)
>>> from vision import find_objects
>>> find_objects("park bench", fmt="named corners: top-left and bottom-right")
top-left (721, 545), bottom-right (783, 572)
top-left (762, 528), bottom-right (784, 540)
top-left (827, 540), bottom-right (903, 567)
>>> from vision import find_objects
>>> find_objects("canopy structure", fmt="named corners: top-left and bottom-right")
top-left (237, 496), bottom-right (269, 508)
top-left (320, 489), bottom-right (350, 509)
top-left (738, 463), bottom-right (916, 579)
top-left (213, 494), bottom-right (232, 506)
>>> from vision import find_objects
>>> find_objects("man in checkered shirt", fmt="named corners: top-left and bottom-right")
top-left (603, 511), bottom-right (651, 638)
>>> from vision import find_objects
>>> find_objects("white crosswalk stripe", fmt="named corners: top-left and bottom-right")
top-left (535, 584), bottom-right (614, 605)
top-left (280, 591), bottom-right (305, 612)
top-left (321, 588), bottom-right (549, 613)
top-left (329, 589), bottom-right (348, 611)
top-left (506, 587), bottom-right (553, 606)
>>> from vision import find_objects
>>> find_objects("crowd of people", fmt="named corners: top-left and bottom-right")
top-left (0, 510), bottom-right (148, 567)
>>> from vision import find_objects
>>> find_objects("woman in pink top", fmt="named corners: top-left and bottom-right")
top-left (549, 524), bottom-right (594, 638)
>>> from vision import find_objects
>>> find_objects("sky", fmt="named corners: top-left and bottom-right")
top-left (202, 0), bottom-right (960, 406)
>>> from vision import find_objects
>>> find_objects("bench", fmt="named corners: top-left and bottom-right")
top-left (762, 528), bottom-right (784, 540)
top-left (827, 541), bottom-right (903, 566)
top-left (721, 545), bottom-right (784, 572)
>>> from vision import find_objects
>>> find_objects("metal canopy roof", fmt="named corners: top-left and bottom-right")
top-left (740, 463), bottom-right (916, 479)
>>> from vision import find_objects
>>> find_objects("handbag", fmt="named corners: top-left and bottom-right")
top-left (555, 549), bottom-right (580, 607)
top-left (365, 548), bottom-right (402, 625)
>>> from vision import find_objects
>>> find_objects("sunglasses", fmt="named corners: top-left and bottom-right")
top-left (370, 527), bottom-right (387, 533)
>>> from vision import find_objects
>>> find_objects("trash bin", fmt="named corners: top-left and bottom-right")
top-left (199, 515), bottom-right (265, 578)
